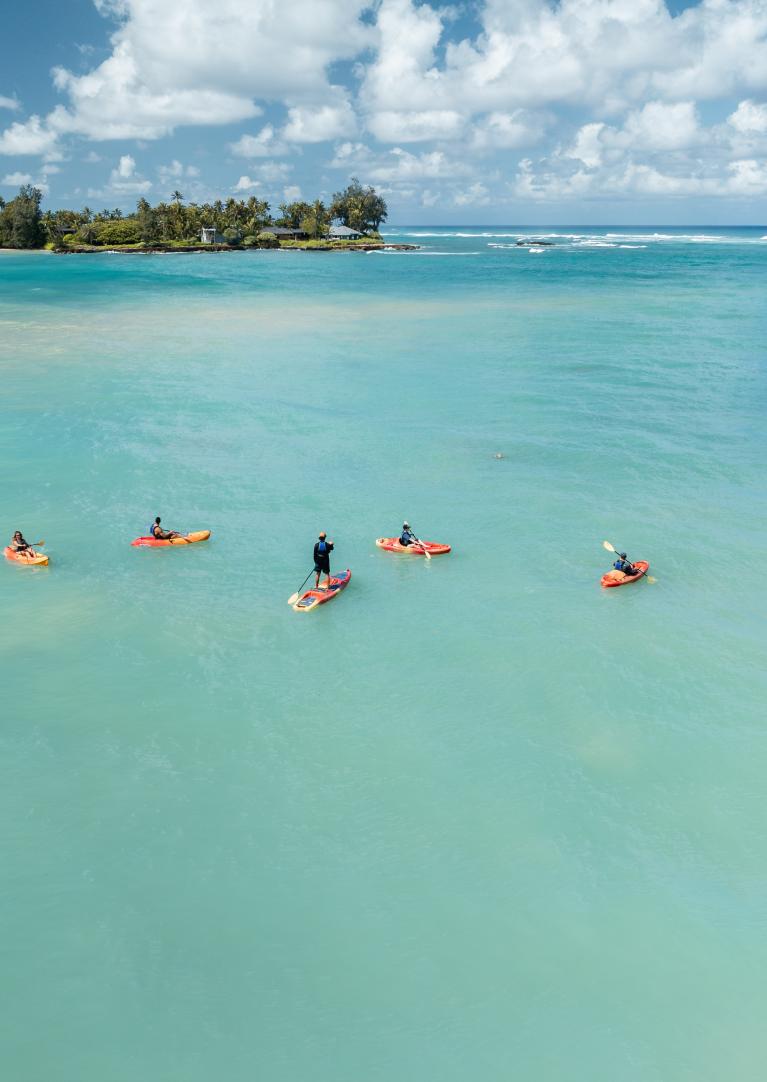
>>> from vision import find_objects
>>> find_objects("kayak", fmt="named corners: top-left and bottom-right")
top-left (3, 546), bottom-right (49, 566)
top-left (601, 560), bottom-right (649, 588)
top-left (293, 569), bottom-right (351, 612)
top-left (131, 530), bottom-right (211, 548)
top-left (376, 537), bottom-right (451, 556)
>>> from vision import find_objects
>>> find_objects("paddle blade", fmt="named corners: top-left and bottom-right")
top-left (646, 576), bottom-right (656, 584)
top-left (33, 540), bottom-right (45, 547)
top-left (602, 540), bottom-right (616, 553)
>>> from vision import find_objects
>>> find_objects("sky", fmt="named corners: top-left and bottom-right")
top-left (1, 0), bottom-right (766, 224)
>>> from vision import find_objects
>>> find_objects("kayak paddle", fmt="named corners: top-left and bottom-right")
top-left (288, 569), bottom-right (316, 606)
top-left (412, 533), bottom-right (432, 560)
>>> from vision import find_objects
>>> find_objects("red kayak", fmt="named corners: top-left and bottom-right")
top-left (601, 560), bottom-right (649, 588)
top-left (131, 530), bottom-right (211, 548)
top-left (293, 569), bottom-right (351, 611)
top-left (376, 537), bottom-right (451, 556)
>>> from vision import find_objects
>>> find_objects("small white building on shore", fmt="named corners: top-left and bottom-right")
top-left (200, 227), bottom-right (225, 244)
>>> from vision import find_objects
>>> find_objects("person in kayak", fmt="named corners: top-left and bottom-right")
top-left (9, 531), bottom-right (38, 558)
top-left (608, 552), bottom-right (636, 580)
top-left (400, 522), bottom-right (417, 547)
top-left (313, 532), bottom-right (334, 590)
top-left (150, 516), bottom-right (182, 541)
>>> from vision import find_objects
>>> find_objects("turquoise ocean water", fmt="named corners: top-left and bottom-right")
top-left (2, 227), bottom-right (766, 1080)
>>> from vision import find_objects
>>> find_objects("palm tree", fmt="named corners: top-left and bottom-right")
top-left (172, 190), bottom-right (184, 204)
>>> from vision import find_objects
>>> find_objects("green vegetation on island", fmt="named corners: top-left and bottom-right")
top-left (0, 178), bottom-right (390, 251)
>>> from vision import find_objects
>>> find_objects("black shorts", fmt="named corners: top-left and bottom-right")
top-left (314, 562), bottom-right (330, 574)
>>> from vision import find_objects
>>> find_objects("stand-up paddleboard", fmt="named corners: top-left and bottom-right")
top-left (376, 537), bottom-right (451, 556)
top-left (601, 560), bottom-right (649, 588)
top-left (131, 530), bottom-right (211, 548)
top-left (292, 569), bottom-right (351, 611)
top-left (3, 546), bottom-right (49, 566)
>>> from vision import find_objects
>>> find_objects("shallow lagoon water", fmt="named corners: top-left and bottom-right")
top-left (2, 228), bottom-right (766, 1081)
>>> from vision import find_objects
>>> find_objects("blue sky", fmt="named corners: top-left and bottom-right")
top-left (1, 0), bottom-right (766, 224)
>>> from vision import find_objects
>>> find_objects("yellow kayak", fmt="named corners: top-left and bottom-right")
top-left (4, 545), bottom-right (49, 566)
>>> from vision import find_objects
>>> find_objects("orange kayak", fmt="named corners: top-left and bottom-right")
top-left (601, 560), bottom-right (649, 588)
top-left (376, 537), bottom-right (451, 556)
top-left (4, 546), bottom-right (49, 566)
top-left (131, 530), bottom-right (211, 547)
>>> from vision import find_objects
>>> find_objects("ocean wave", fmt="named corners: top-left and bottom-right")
top-left (383, 229), bottom-right (767, 246)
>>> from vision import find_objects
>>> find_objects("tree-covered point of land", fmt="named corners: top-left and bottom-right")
top-left (0, 185), bottom-right (46, 249)
top-left (0, 180), bottom-right (387, 250)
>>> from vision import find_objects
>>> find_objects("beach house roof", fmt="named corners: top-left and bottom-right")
top-left (269, 226), bottom-right (307, 238)
top-left (328, 225), bottom-right (363, 239)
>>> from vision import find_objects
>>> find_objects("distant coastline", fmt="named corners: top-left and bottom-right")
top-left (52, 241), bottom-right (419, 254)
top-left (0, 177), bottom-right (395, 254)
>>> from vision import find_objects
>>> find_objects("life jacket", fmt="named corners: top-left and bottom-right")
top-left (150, 523), bottom-right (160, 537)
top-left (317, 540), bottom-right (327, 555)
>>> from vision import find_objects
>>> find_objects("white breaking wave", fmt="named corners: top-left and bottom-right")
top-left (383, 228), bottom-right (766, 246)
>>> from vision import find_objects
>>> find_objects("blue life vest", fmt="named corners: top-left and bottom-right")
top-left (149, 523), bottom-right (158, 537)
top-left (317, 540), bottom-right (327, 555)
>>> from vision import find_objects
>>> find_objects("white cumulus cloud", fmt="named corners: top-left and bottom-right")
top-left (2, 171), bottom-right (33, 185)
top-left (283, 99), bottom-right (357, 143)
top-left (728, 99), bottom-right (767, 133)
top-left (0, 115), bottom-right (62, 158)
top-left (40, 0), bottom-right (370, 143)
top-left (230, 124), bottom-right (288, 158)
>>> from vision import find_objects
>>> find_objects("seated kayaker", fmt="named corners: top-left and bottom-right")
top-left (314, 532), bottom-right (334, 589)
top-left (9, 531), bottom-right (36, 557)
top-left (609, 552), bottom-right (636, 579)
top-left (150, 516), bottom-right (182, 541)
top-left (400, 522), bottom-right (417, 547)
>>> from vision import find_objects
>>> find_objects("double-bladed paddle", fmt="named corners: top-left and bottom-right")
top-left (411, 532), bottom-right (432, 560)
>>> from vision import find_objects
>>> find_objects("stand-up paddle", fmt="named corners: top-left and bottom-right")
top-left (288, 569), bottom-right (316, 606)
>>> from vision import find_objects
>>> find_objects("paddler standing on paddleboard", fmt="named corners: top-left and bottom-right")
top-left (313, 532), bottom-right (334, 590)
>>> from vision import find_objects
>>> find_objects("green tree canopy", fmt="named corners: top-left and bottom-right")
top-left (299, 200), bottom-right (330, 240)
top-left (0, 185), bottom-right (45, 249)
top-left (330, 178), bottom-right (387, 234)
